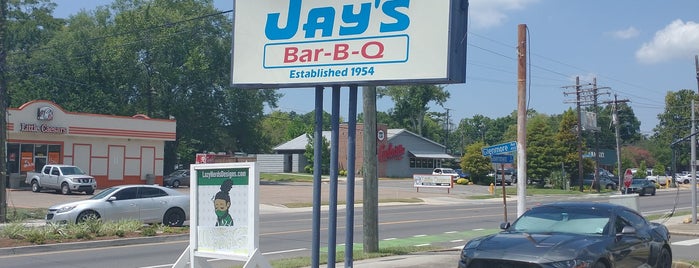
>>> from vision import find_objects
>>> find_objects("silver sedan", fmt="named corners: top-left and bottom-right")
top-left (46, 184), bottom-right (190, 226)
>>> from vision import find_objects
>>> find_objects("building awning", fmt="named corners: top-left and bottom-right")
top-left (409, 151), bottom-right (455, 159)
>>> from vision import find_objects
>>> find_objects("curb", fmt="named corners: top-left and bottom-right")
top-left (0, 233), bottom-right (188, 256)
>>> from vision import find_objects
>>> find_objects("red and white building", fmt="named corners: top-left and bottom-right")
top-left (5, 100), bottom-right (176, 188)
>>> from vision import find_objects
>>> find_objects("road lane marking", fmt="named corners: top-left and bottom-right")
top-left (672, 238), bottom-right (699, 246)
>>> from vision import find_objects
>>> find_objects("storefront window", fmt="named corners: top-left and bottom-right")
top-left (409, 157), bottom-right (438, 169)
top-left (6, 144), bottom-right (19, 174)
top-left (6, 143), bottom-right (62, 174)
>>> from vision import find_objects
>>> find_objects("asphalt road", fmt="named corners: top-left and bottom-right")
top-left (3, 181), bottom-right (699, 267)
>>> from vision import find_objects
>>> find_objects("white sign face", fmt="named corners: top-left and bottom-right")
top-left (190, 163), bottom-right (259, 261)
top-left (413, 174), bottom-right (452, 188)
top-left (231, 0), bottom-right (468, 88)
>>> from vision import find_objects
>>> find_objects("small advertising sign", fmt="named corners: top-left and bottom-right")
top-left (174, 163), bottom-right (270, 268)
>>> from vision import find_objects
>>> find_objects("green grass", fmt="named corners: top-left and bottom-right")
top-left (261, 173), bottom-right (315, 182)
top-left (467, 186), bottom-right (592, 199)
top-left (4, 207), bottom-right (47, 222)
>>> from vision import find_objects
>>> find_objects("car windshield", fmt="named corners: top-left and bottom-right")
top-left (442, 169), bottom-right (456, 174)
top-left (169, 170), bottom-right (187, 176)
top-left (60, 166), bottom-right (86, 175)
top-left (510, 206), bottom-right (610, 235)
top-left (631, 179), bottom-right (647, 185)
top-left (90, 186), bottom-right (120, 200)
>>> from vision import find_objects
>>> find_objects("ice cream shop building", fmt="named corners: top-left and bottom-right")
top-left (4, 100), bottom-right (176, 188)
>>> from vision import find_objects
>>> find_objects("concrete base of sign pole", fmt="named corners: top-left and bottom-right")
top-left (609, 194), bottom-right (640, 211)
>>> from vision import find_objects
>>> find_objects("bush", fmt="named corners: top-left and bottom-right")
top-left (456, 178), bottom-right (470, 185)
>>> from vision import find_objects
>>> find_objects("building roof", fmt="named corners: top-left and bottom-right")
top-left (273, 132), bottom-right (331, 151)
top-left (273, 128), bottom-right (450, 158)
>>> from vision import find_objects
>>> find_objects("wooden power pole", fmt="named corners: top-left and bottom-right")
top-left (0, 0), bottom-right (9, 223)
top-left (362, 86), bottom-right (379, 253)
top-left (516, 24), bottom-right (527, 217)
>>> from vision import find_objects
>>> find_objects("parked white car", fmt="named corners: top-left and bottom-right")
top-left (433, 168), bottom-right (459, 181)
top-left (675, 172), bottom-right (698, 184)
top-left (46, 184), bottom-right (189, 226)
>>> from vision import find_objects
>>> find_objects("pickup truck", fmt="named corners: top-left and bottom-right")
top-left (26, 164), bottom-right (96, 195)
top-left (646, 175), bottom-right (670, 186)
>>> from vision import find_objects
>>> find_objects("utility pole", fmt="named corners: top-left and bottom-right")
top-left (695, 55), bottom-right (698, 95)
top-left (444, 108), bottom-right (451, 153)
top-left (691, 100), bottom-right (696, 224)
top-left (563, 77), bottom-right (585, 191)
top-left (516, 24), bottom-right (527, 217)
top-left (0, 0), bottom-right (8, 223)
top-left (563, 77), bottom-right (610, 192)
top-left (362, 86), bottom-right (379, 253)
top-left (604, 95), bottom-right (630, 192)
top-left (593, 78), bottom-right (601, 192)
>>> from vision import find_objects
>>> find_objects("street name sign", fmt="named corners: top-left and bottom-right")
top-left (490, 154), bottom-right (514, 163)
top-left (481, 141), bottom-right (517, 156)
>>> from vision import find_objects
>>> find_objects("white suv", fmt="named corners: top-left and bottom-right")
top-left (433, 168), bottom-right (459, 181)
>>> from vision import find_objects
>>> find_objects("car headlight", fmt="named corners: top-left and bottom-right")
top-left (549, 259), bottom-right (590, 268)
top-left (56, 205), bottom-right (77, 213)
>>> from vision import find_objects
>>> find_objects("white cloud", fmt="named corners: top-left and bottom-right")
top-left (468, 0), bottom-right (539, 29)
top-left (610, 27), bottom-right (640, 40)
top-left (636, 19), bottom-right (699, 64)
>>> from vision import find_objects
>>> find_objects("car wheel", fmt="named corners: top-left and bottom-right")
top-left (61, 183), bottom-right (71, 195)
top-left (651, 188), bottom-right (656, 196)
top-left (591, 261), bottom-right (608, 268)
top-left (684, 179), bottom-right (690, 184)
top-left (77, 210), bottom-right (100, 224)
top-left (639, 189), bottom-right (645, 196)
top-left (163, 208), bottom-right (186, 227)
top-left (31, 180), bottom-right (41, 192)
top-left (656, 247), bottom-right (672, 268)
top-left (172, 180), bottom-right (180, 188)
top-left (85, 189), bottom-right (95, 195)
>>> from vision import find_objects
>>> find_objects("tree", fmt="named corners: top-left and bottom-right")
top-left (377, 84), bottom-right (449, 136)
top-left (555, 109), bottom-right (586, 186)
top-left (304, 133), bottom-right (330, 174)
top-left (460, 142), bottom-right (492, 185)
top-left (651, 89), bottom-right (697, 172)
top-left (6, 0), bottom-right (281, 170)
top-left (526, 114), bottom-right (558, 185)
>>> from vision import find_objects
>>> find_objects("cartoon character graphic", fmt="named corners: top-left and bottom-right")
top-left (213, 179), bottom-right (234, 226)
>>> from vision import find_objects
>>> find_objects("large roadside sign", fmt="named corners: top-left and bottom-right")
top-left (482, 141), bottom-right (517, 156)
top-left (230, 0), bottom-right (469, 88)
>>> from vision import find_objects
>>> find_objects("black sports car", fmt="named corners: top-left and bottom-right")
top-left (459, 202), bottom-right (672, 268)
top-left (623, 178), bottom-right (657, 196)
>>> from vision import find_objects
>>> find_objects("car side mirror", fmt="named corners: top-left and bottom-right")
top-left (620, 226), bottom-right (636, 235)
top-left (108, 196), bottom-right (117, 202)
top-left (499, 222), bottom-right (510, 230)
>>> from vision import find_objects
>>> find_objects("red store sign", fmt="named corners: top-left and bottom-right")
top-left (378, 143), bottom-right (405, 162)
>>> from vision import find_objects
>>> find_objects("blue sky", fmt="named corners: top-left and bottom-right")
top-left (52, 0), bottom-right (699, 134)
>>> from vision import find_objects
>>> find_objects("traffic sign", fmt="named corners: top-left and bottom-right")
top-left (624, 168), bottom-right (633, 188)
top-left (482, 141), bottom-right (517, 156)
top-left (490, 154), bottom-right (514, 163)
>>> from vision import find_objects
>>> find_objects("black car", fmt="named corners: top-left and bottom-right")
top-left (623, 178), bottom-right (657, 196)
top-left (455, 169), bottom-right (470, 179)
top-left (572, 174), bottom-right (618, 190)
top-left (459, 202), bottom-right (672, 268)
top-left (162, 169), bottom-right (190, 188)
